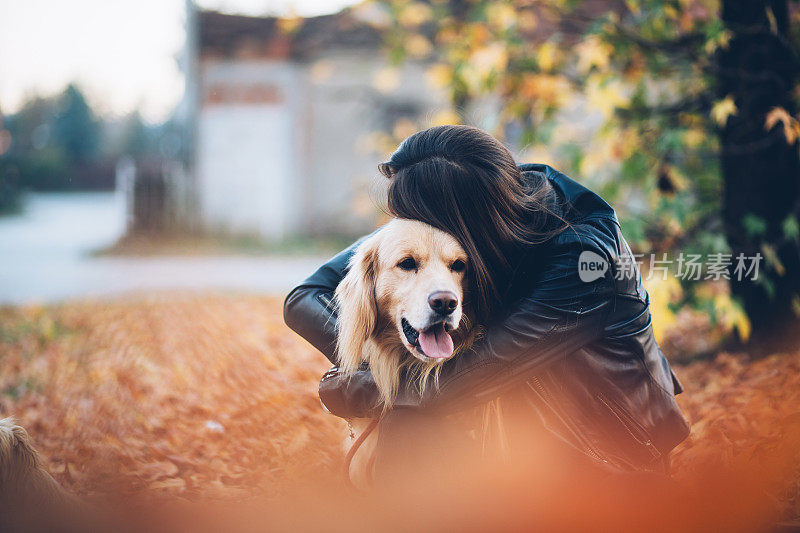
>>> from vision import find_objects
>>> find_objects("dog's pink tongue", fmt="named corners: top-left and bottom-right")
top-left (418, 325), bottom-right (454, 359)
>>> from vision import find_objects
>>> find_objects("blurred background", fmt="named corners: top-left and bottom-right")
top-left (2, 0), bottom-right (799, 349)
top-left (2, 0), bottom-right (800, 520)
top-left (2, 0), bottom-right (799, 351)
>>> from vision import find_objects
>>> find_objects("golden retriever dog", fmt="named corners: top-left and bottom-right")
top-left (0, 417), bottom-right (81, 529)
top-left (334, 219), bottom-right (477, 488)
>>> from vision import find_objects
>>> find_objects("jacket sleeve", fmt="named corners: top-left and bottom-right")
top-left (319, 226), bottom-right (615, 418)
top-left (283, 230), bottom-right (381, 364)
top-left (283, 239), bottom-right (361, 364)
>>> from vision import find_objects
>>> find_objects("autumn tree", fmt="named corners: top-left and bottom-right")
top-left (718, 2), bottom-right (800, 345)
top-left (376, 0), bottom-right (800, 345)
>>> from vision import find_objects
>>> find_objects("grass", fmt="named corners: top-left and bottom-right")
top-left (0, 306), bottom-right (74, 351)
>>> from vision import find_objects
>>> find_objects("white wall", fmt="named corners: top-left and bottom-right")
top-left (196, 61), bottom-right (300, 240)
top-left (198, 105), bottom-right (292, 239)
top-left (194, 55), bottom-right (449, 240)
top-left (301, 53), bottom-right (449, 236)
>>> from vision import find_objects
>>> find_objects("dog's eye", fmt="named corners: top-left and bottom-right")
top-left (397, 257), bottom-right (417, 271)
top-left (450, 259), bottom-right (466, 272)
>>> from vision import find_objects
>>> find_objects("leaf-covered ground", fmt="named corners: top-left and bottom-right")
top-left (0, 294), bottom-right (343, 499)
top-left (0, 294), bottom-right (798, 517)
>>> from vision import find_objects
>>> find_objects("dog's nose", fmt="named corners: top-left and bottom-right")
top-left (428, 291), bottom-right (458, 316)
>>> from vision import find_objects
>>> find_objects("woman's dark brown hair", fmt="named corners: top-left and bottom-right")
top-left (380, 125), bottom-right (566, 323)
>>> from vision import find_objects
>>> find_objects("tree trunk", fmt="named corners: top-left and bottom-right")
top-left (718, 0), bottom-right (800, 347)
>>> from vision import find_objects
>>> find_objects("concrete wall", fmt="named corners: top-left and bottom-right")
top-left (194, 54), bottom-right (448, 241)
top-left (196, 60), bottom-right (301, 240)
top-left (300, 53), bottom-right (447, 237)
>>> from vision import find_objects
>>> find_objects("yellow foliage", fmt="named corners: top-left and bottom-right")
top-left (536, 42), bottom-right (560, 72)
top-left (398, 2), bottom-right (433, 27)
top-left (623, 53), bottom-right (646, 82)
top-left (625, 0), bottom-right (641, 15)
top-left (645, 275), bottom-right (683, 343)
top-left (576, 35), bottom-right (614, 74)
top-left (373, 67), bottom-right (401, 94)
top-left (486, 3), bottom-right (517, 31)
top-left (392, 117), bottom-right (418, 140)
top-left (704, 29), bottom-right (731, 54)
top-left (428, 109), bottom-right (461, 127)
top-left (516, 144), bottom-right (557, 167)
top-left (351, 2), bottom-right (392, 29)
top-left (761, 243), bottom-right (786, 276)
top-left (711, 95), bottom-right (737, 126)
top-left (426, 63), bottom-right (453, 89)
top-left (765, 107), bottom-right (800, 145)
top-left (519, 73), bottom-right (570, 109)
top-left (586, 76), bottom-right (628, 119)
top-left (467, 23), bottom-right (492, 47)
top-left (405, 34), bottom-right (433, 58)
top-left (664, 165), bottom-right (689, 192)
top-left (461, 42), bottom-right (509, 91)
top-left (437, 26), bottom-right (459, 45)
top-left (580, 126), bottom-right (639, 175)
top-left (684, 127), bottom-right (706, 147)
top-left (471, 42), bottom-right (509, 74)
top-left (356, 130), bottom-right (396, 157)
top-left (517, 10), bottom-right (538, 31)
top-left (694, 283), bottom-right (752, 342)
top-left (580, 149), bottom-right (607, 177)
top-left (712, 292), bottom-right (751, 342)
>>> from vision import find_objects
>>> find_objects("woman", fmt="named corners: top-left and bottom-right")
top-left (284, 125), bottom-right (689, 476)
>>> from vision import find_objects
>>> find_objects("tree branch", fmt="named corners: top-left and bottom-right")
top-left (616, 94), bottom-right (713, 122)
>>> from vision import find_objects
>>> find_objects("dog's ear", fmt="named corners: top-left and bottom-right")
top-left (335, 233), bottom-right (380, 375)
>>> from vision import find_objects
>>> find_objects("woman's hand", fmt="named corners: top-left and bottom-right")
top-left (318, 365), bottom-right (382, 418)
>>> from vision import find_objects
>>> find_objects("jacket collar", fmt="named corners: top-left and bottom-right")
top-left (518, 163), bottom-right (617, 223)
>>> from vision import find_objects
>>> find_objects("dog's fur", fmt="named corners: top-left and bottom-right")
top-left (334, 219), bottom-right (477, 487)
top-left (0, 417), bottom-right (80, 530)
top-left (0, 418), bottom-right (67, 502)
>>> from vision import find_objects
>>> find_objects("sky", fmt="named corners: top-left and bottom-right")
top-left (0, 0), bottom-right (356, 123)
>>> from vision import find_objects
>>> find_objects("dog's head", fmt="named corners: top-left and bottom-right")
top-left (335, 219), bottom-right (474, 405)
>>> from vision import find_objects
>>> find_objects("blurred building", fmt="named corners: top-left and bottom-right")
top-left (168, 5), bottom-right (447, 240)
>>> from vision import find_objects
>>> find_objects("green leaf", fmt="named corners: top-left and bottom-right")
top-left (783, 215), bottom-right (800, 241)
top-left (742, 213), bottom-right (767, 238)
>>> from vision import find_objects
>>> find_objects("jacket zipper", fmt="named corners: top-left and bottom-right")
top-left (528, 376), bottom-right (608, 464)
top-left (596, 393), bottom-right (660, 460)
top-left (318, 292), bottom-right (334, 310)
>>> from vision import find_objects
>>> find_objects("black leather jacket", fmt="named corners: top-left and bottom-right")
top-left (284, 164), bottom-right (690, 470)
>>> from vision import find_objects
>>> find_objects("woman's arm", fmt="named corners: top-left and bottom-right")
top-left (319, 224), bottom-right (615, 418)
top-left (283, 241), bottom-right (358, 364)
top-left (285, 235), bottom-right (387, 417)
